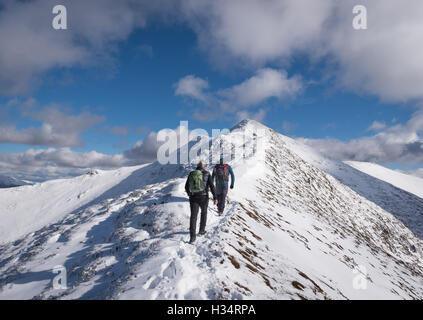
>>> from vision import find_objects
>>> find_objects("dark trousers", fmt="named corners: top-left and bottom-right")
top-left (216, 184), bottom-right (228, 213)
top-left (189, 196), bottom-right (208, 240)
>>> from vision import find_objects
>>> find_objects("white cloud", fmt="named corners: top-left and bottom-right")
top-left (178, 0), bottom-right (423, 103)
top-left (0, 148), bottom-right (126, 168)
top-left (219, 69), bottom-right (302, 109)
top-left (0, 148), bottom-right (127, 181)
top-left (124, 125), bottom-right (191, 163)
top-left (0, 0), bottom-right (156, 95)
top-left (301, 109), bottom-right (423, 163)
top-left (0, 123), bottom-right (194, 181)
top-left (367, 121), bottom-right (387, 132)
top-left (124, 131), bottom-right (162, 163)
top-left (175, 69), bottom-right (302, 122)
top-left (327, 0), bottom-right (423, 102)
top-left (235, 109), bottom-right (267, 123)
top-left (180, 0), bottom-right (333, 64)
top-left (174, 75), bottom-right (210, 102)
top-left (2, 0), bottom-right (423, 103)
top-left (0, 103), bottom-right (105, 147)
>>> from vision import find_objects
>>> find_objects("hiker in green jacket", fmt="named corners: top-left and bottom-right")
top-left (185, 161), bottom-right (217, 244)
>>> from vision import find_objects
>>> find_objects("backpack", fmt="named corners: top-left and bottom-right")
top-left (215, 164), bottom-right (229, 182)
top-left (189, 170), bottom-right (205, 193)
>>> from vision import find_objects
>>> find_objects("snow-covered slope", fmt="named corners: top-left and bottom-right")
top-left (0, 120), bottom-right (423, 300)
top-left (345, 161), bottom-right (423, 200)
top-left (0, 166), bottom-right (148, 244)
top-left (283, 136), bottom-right (423, 240)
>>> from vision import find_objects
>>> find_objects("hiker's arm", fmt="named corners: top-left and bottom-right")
top-left (208, 174), bottom-right (217, 200)
top-left (185, 175), bottom-right (190, 196)
top-left (229, 166), bottom-right (235, 188)
top-left (211, 168), bottom-right (215, 183)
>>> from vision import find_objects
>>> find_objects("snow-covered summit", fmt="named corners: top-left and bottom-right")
top-left (1, 121), bottom-right (423, 300)
top-left (230, 119), bottom-right (268, 132)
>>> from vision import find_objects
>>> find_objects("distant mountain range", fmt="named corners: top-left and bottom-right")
top-left (0, 175), bottom-right (31, 188)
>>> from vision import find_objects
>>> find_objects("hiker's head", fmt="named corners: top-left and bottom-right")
top-left (219, 156), bottom-right (224, 165)
top-left (197, 160), bottom-right (206, 169)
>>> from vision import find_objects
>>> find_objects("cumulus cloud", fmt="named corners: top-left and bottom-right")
top-left (367, 121), bottom-right (387, 132)
top-left (174, 75), bottom-right (210, 103)
top-left (124, 131), bottom-right (162, 163)
top-left (2, 0), bottom-right (423, 103)
top-left (235, 109), bottom-right (267, 123)
top-left (177, 0), bottom-right (423, 103)
top-left (0, 123), bottom-right (210, 181)
top-left (301, 109), bottom-right (423, 163)
top-left (179, 0), bottom-right (333, 65)
top-left (327, 0), bottom-right (423, 102)
top-left (124, 125), bottom-right (191, 163)
top-left (0, 148), bottom-right (127, 181)
top-left (219, 69), bottom-right (302, 109)
top-left (175, 69), bottom-right (301, 121)
top-left (0, 104), bottom-right (105, 147)
top-left (0, 0), bottom-right (165, 94)
top-left (0, 123), bottom-right (194, 181)
top-left (0, 148), bottom-right (126, 168)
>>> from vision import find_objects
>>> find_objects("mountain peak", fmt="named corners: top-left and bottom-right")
top-left (230, 119), bottom-right (267, 132)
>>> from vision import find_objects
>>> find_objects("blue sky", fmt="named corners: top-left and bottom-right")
top-left (1, 0), bottom-right (423, 180)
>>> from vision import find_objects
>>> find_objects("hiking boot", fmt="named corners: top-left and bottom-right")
top-left (198, 230), bottom-right (206, 236)
top-left (189, 237), bottom-right (196, 244)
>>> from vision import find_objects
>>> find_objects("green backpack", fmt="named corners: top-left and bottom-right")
top-left (189, 170), bottom-right (205, 193)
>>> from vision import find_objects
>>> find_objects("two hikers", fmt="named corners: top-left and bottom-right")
top-left (212, 157), bottom-right (235, 215)
top-left (185, 159), bottom-right (235, 244)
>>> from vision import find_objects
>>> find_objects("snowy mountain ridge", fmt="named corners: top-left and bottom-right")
top-left (0, 120), bottom-right (422, 300)
top-left (0, 175), bottom-right (30, 189)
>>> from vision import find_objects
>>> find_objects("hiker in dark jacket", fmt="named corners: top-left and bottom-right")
top-left (185, 160), bottom-right (217, 244)
top-left (212, 157), bottom-right (235, 215)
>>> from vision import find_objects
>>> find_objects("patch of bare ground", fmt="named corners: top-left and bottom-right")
top-left (234, 281), bottom-right (251, 293)
top-left (296, 270), bottom-right (331, 299)
top-left (292, 281), bottom-right (305, 291)
top-left (262, 275), bottom-right (275, 290)
top-left (224, 252), bottom-right (240, 269)
top-left (232, 230), bottom-right (257, 247)
top-left (239, 202), bottom-right (275, 229)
